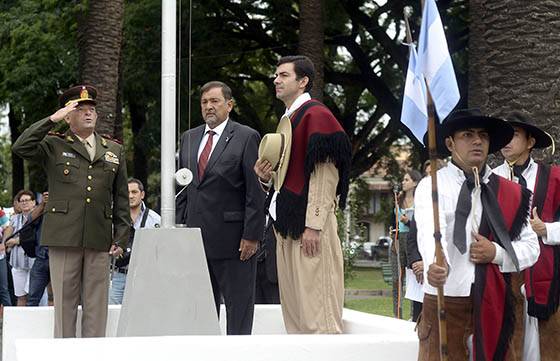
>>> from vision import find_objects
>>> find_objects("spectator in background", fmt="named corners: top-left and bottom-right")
top-left (423, 158), bottom-right (446, 177)
top-left (109, 178), bottom-right (160, 304)
top-left (27, 192), bottom-right (51, 306)
top-left (0, 209), bottom-right (12, 310)
top-left (390, 170), bottom-right (422, 319)
top-left (3, 190), bottom-right (37, 306)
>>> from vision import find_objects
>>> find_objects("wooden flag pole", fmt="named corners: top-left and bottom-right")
top-left (426, 89), bottom-right (449, 361)
top-left (403, 9), bottom-right (448, 361)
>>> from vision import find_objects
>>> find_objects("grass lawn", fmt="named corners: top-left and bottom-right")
top-left (345, 268), bottom-right (390, 290)
top-left (345, 297), bottom-right (412, 320)
top-left (345, 266), bottom-right (414, 320)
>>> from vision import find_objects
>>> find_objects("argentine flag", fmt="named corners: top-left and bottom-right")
top-left (401, 44), bottom-right (428, 142)
top-left (417, 0), bottom-right (460, 122)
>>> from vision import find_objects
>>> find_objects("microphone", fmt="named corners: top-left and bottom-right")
top-left (175, 168), bottom-right (193, 199)
top-left (392, 182), bottom-right (401, 194)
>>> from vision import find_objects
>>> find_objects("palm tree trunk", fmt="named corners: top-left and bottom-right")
top-left (298, 0), bottom-right (324, 101)
top-left (77, 0), bottom-right (125, 139)
top-left (469, 0), bottom-right (560, 163)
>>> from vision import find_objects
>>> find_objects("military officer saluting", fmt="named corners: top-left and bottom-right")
top-left (12, 85), bottom-right (130, 338)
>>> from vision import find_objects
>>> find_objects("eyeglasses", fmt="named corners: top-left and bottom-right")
top-left (19, 199), bottom-right (33, 203)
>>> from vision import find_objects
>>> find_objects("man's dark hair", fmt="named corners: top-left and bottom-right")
top-left (277, 55), bottom-right (315, 92)
top-left (200, 81), bottom-right (233, 100)
top-left (128, 178), bottom-right (145, 192)
top-left (16, 190), bottom-right (35, 202)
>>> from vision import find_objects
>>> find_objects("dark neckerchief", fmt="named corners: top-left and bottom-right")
top-left (512, 157), bottom-right (531, 187)
top-left (452, 161), bottom-right (485, 254)
top-left (452, 162), bottom-right (520, 270)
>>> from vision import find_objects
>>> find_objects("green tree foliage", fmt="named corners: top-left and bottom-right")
top-left (0, 0), bottom-right (80, 121)
top-left (1, 0), bottom-right (468, 203)
top-left (0, 0), bottom-right (81, 195)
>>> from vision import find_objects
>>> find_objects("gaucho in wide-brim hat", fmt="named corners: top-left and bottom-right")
top-left (258, 115), bottom-right (292, 190)
top-left (58, 85), bottom-right (98, 108)
top-left (505, 111), bottom-right (553, 149)
top-left (430, 108), bottom-right (514, 157)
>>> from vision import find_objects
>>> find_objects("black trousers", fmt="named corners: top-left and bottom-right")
top-left (255, 259), bottom-right (279, 304)
top-left (207, 257), bottom-right (257, 335)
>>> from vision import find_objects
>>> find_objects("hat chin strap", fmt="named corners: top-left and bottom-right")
top-left (506, 155), bottom-right (528, 182)
top-left (544, 130), bottom-right (556, 156)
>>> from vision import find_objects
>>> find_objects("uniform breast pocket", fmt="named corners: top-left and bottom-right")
top-left (103, 162), bottom-right (118, 185)
top-left (55, 158), bottom-right (80, 183)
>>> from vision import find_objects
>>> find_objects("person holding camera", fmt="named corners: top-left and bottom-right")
top-left (109, 178), bottom-right (160, 304)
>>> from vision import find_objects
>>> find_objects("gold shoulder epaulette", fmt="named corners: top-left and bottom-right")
top-left (100, 134), bottom-right (123, 145)
top-left (47, 131), bottom-right (66, 138)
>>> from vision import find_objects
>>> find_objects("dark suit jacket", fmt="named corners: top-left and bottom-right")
top-left (176, 120), bottom-right (265, 259)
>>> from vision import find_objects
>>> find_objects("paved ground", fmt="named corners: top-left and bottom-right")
top-left (344, 288), bottom-right (391, 300)
top-left (353, 259), bottom-right (381, 268)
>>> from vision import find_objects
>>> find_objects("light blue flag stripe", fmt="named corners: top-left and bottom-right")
top-left (401, 45), bottom-right (428, 143)
top-left (417, 0), bottom-right (460, 121)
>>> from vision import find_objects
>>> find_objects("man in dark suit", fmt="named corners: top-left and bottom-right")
top-left (176, 81), bottom-right (265, 335)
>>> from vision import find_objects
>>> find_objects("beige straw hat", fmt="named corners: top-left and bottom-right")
top-left (258, 115), bottom-right (292, 190)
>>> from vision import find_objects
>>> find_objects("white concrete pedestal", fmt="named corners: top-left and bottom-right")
top-left (117, 228), bottom-right (220, 336)
top-left (3, 305), bottom-right (418, 361)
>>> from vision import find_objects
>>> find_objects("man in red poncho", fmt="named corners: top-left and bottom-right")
top-left (255, 55), bottom-right (351, 333)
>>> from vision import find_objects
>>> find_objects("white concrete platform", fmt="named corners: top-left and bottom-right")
top-left (4, 305), bottom-right (418, 361)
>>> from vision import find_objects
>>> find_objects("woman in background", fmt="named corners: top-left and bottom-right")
top-left (4, 190), bottom-right (36, 306)
top-left (0, 208), bottom-right (12, 310)
top-left (390, 169), bottom-right (422, 319)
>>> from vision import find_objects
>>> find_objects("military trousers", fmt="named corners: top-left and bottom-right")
top-left (49, 247), bottom-right (109, 338)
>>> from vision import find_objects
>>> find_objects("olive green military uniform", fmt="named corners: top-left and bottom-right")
top-left (13, 117), bottom-right (130, 337)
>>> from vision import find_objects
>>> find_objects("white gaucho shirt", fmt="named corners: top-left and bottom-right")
top-left (415, 162), bottom-right (540, 297)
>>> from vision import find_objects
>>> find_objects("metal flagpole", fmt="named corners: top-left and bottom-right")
top-left (160, 0), bottom-right (177, 227)
top-left (404, 9), bottom-right (448, 361)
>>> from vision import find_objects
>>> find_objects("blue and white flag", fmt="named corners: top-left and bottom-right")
top-left (417, 0), bottom-right (460, 121)
top-left (401, 44), bottom-right (428, 142)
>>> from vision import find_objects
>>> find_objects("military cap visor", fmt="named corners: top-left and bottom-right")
top-left (59, 85), bottom-right (98, 108)
top-left (505, 112), bottom-right (553, 149)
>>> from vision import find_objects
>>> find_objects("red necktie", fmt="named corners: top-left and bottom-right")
top-left (198, 130), bottom-right (215, 180)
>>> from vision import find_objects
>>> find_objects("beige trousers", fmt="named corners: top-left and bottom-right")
top-left (275, 162), bottom-right (344, 334)
top-left (49, 247), bottom-right (110, 338)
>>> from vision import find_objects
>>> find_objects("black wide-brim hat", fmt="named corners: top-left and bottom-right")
top-left (505, 111), bottom-right (552, 149)
top-left (424, 108), bottom-right (514, 157)
top-left (58, 85), bottom-right (98, 108)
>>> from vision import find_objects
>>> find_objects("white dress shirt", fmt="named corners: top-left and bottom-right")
top-left (415, 162), bottom-right (539, 297)
top-left (493, 158), bottom-right (560, 245)
top-left (197, 118), bottom-right (229, 161)
top-left (269, 93), bottom-right (312, 221)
